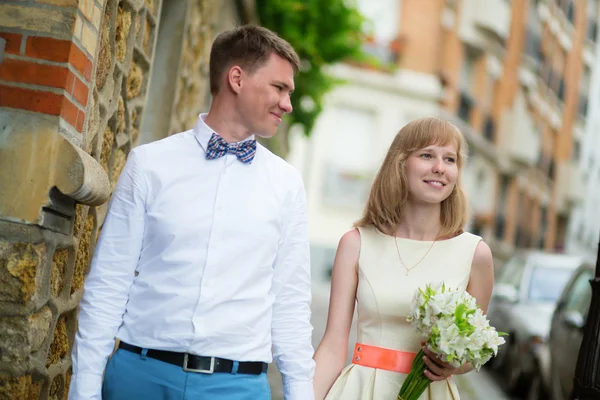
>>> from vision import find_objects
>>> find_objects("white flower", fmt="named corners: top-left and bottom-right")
top-left (407, 283), bottom-right (507, 369)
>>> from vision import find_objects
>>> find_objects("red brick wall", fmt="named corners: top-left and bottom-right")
top-left (0, 33), bottom-right (93, 133)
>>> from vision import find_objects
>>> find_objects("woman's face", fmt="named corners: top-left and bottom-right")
top-left (404, 142), bottom-right (459, 205)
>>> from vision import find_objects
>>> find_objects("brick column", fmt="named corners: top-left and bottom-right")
top-left (0, 1), bottom-right (102, 136)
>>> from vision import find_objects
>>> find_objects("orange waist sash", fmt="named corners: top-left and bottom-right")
top-left (351, 343), bottom-right (417, 374)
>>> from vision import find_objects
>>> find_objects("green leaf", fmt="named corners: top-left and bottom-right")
top-left (256, 0), bottom-right (385, 142)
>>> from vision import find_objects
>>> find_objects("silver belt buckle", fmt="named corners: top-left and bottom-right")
top-left (183, 353), bottom-right (215, 374)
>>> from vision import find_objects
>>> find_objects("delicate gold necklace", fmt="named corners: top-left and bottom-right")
top-left (394, 236), bottom-right (437, 276)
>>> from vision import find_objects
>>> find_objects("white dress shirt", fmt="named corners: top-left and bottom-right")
top-left (69, 114), bottom-right (315, 400)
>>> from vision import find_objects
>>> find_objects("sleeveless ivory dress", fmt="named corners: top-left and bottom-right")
top-left (325, 226), bottom-right (482, 400)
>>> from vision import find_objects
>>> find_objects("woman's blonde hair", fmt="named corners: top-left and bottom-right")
top-left (355, 117), bottom-right (469, 239)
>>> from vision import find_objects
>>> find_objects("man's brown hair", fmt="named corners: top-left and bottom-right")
top-left (209, 25), bottom-right (300, 95)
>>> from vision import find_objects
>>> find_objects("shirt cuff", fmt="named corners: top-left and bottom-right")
top-left (283, 380), bottom-right (314, 400)
top-left (67, 372), bottom-right (103, 400)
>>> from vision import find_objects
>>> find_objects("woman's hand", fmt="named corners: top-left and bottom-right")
top-left (422, 345), bottom-right (458, 381)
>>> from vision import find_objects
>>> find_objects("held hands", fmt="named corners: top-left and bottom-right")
top-left (421, 343), bottom-right (459, 382)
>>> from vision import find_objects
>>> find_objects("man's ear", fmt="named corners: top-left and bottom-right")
top-left (228, 65), bottom-right (243, 94)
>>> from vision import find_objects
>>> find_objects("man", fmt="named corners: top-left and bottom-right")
top-left (69, 25), bottom-right (315, 400)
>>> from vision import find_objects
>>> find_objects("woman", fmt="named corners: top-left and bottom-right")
top-left (313, 117), bottom-right (495, 399)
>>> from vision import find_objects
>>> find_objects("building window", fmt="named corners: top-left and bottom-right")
top-left (483, 115), bottom-right (495, 142)
top-left (460, 46), bottom-right (478, 92)
top-left (588, 0), bottom-right (599, 41)
top-left (567, 1), bottom-right (575, 24)
top-left (321, 106), bottom-right (374, 208)
top-left (573, 140), bottom-right (581, 162)
top-left (458, 92), bottom-right (474, 123)
top-left (495, 174), bottom-right (510, 240)
top-left (548, 158), bottom-right (556, 180)
top-left (539, 206), bottom-right (548, 248)
top-left (358, 0), bottom-right (400, 64)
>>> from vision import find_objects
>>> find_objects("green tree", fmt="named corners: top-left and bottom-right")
top-left (256, 0), bottom-right (371, 156)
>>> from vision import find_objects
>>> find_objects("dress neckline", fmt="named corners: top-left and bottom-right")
top-left (373, 228), bottom-right (468, 244)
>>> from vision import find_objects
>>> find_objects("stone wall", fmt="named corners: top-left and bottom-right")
top-left (168, 0), bottom-right (253, 134)
top-left (0, 0), bottom-right (254, 398)
top-left (0, 0), bottom-right (161, 398)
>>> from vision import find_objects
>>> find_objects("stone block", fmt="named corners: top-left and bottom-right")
top-left (116, 6), bottom-right (132, 61)
top-left (92, 4), bottom-right (102, 31)
top-left (81, 22), bottom-right (98, 57)
top-left (50, 249), bottom-right (69, 298)
top-left (37, 0), bottom-right (78, 6)
top-left (0, 375), bottom-right (42, 400)
top-left (49, 374), bottom-right (63, 400)
top-left (73, 205), bottom-right (89, 238)
top-left (96, 14), bottom-right (112, 90)
top-left (111, 149), bottom-right (127, 190)
top-left (29, 306), bottom-right (53, 353)
top-left (71, 214), bottom-right (95, 295)
top-left (79, 0), bottom-right (94, 22)
top-left (100, 126), bottom-right (115, 173)
top-left (0, 5), bottom-right (75, 41)
top-left (0, 307), bottom-right (51, 366)
top-left (74, 13), bottom-right (84, 42)
top-left (126, 62), bottom-right (143, 99)
top-left (46, 317), bottom-right (68, 367)
top-left (0, 242), bottom-right (45, 304)
top-left (116, 97), bottom-right (126, 134)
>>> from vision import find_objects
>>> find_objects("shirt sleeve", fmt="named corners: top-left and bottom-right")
top-left (68, 149), bottom-right (147, 400)
top-left (271, 173), bottom-right (316, 400)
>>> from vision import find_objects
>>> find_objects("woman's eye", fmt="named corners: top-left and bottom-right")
top-left (420, 153), bottom-right (432, 159)
top-left (446, 157), bottom-right (456, 163)
top-left (274, 85), bottom-right (283, 91)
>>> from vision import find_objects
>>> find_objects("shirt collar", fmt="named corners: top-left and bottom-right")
top-left (193, 113), bottom-right (256, 151)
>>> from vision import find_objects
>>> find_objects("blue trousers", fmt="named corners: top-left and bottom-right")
top-left (102, 349), bottom-right (271, 400)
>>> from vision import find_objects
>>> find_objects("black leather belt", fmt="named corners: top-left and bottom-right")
top-left (118, 342), bottom-right (268, 375)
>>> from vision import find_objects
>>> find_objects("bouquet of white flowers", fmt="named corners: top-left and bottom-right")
top-left (397, 283), bottom-right (506, 400)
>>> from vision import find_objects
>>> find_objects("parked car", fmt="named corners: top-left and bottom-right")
top-left (547, 262), bottom-right (594, 400)
top-left (486, 251), bottom-right (585, 397)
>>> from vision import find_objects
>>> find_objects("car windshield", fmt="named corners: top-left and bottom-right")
top-left (527, 267), bottom-right (574, 302)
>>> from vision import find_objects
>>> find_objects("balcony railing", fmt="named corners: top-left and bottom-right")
top-left (458, 92), bottom-right (473, 122)
top-left (524, 28), bottom-right (543, 63)
top-left (588, 19), bottom-right (598, 42)
top-left (483, 115), bottom-right (495, 142)
top-left (495, 214), bottom-right (506, 240)
top-left (579, 95), bottom-right (589, 117)
top-left (557, 77), bottom-right (565, 102)
top-left (566, 1), bottom-right (575, 24)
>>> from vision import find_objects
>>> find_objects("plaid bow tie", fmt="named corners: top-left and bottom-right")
top-left (205, 133), bottom-right (256, 164)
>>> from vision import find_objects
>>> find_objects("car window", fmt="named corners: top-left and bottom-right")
top-left (527, 267), bottom-right (575, 302)
top-left (498, 257), bottom-right (526, 289)
top-left (565, 269), bottom-right (594, 317)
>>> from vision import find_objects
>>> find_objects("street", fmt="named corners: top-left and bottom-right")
top-left (267, 282), bottom-right (511, 400)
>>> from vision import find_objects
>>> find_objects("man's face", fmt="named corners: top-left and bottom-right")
top-left (236, 53), bottom-right (295, 138)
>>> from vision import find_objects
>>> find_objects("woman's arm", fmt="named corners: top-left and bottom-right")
top-left (466, 240), bottom-right (495, 314)
top-left (313, 229), bottom-right (361, 399)
top-left (423, 239), bottom-right (495, 379)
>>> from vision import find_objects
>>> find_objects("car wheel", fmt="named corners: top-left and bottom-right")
top-left (527, 371), bottom-right (546, 400)
top-left (505, 342), bottom-right (525, 394)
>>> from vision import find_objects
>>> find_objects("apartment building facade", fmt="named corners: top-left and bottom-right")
top-left (288, 0), bottom-right (596, 280)
top-left (566, 27), bottom-right (600, 260)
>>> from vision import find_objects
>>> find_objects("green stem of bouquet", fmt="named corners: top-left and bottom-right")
top-left (397, 349), bottom-right (432, 400)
